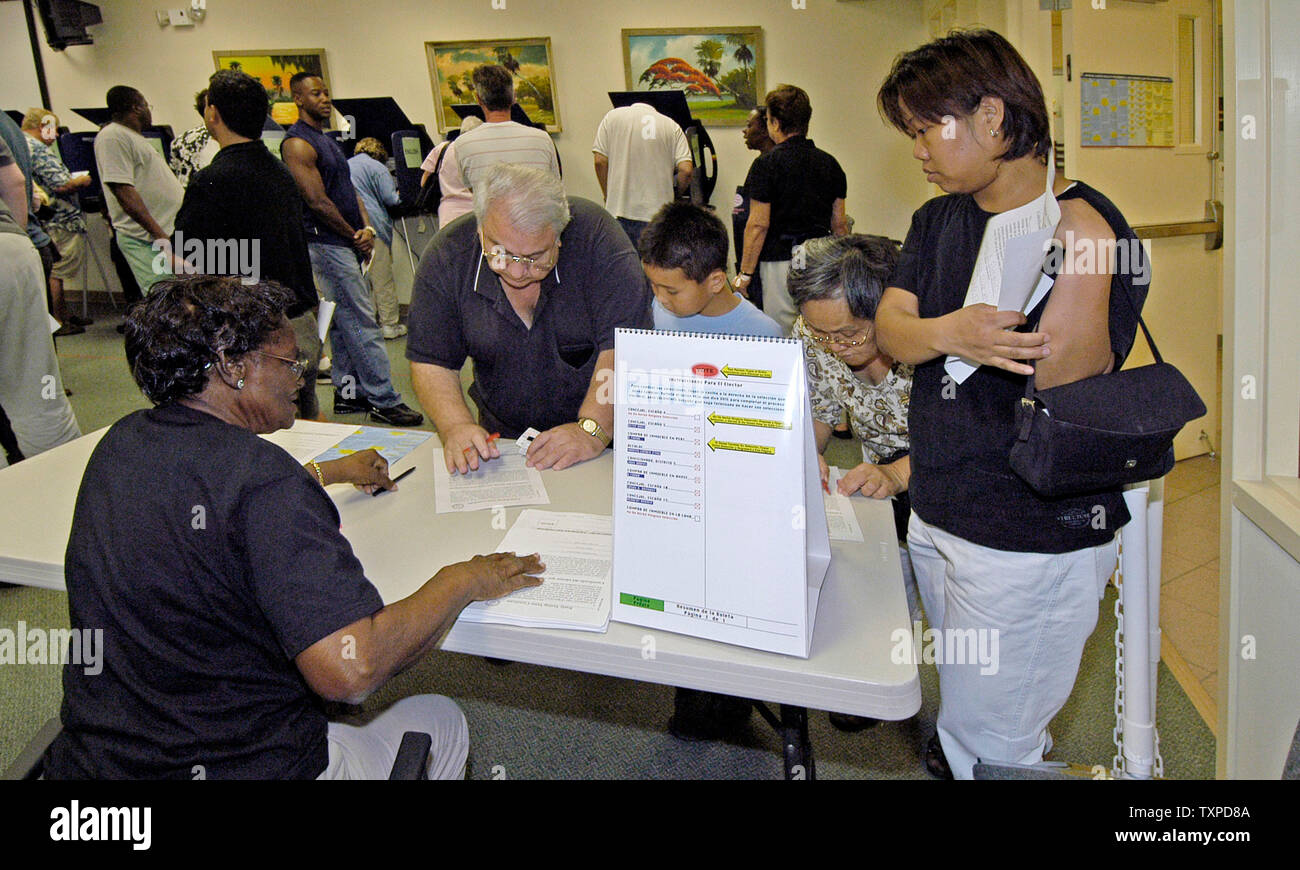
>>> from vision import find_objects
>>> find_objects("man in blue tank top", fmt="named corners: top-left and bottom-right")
top-left (281, 73), bottom-right (421, 426)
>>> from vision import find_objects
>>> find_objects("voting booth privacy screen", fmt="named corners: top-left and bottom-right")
top-left (611, 330), bottom-right (830, 657)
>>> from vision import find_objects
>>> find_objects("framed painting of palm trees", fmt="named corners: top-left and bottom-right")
top-left (425, 37), bottom-right (561, 134)
top-left (622, 27), bottom-right (763, 127)
top-left (212, 49), bottom-right (330, 127)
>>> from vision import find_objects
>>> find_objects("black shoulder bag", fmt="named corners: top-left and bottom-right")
top-left (413, 143), bottom-right (449, 214)
top-left (1008, 270), bottom-right (1206, 498)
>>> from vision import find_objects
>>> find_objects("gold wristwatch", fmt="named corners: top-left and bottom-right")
top-left (578, 417), bottom-right (611, 448)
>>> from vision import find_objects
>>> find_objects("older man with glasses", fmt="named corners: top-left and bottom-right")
top-left (406, 163), bottom-right (652, 473)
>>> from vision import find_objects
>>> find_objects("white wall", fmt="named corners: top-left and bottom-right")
top-left (0, 0), bottom-right (44, 111)
top-left (1, 0), bottom-right (931, 249)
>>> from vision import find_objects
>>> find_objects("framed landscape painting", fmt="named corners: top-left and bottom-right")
top-left (622, 27), bottom-right (763, 127)
top-left (425, 37), bottom-right (561, 133)
top-left (212, 49), bottom-right (330, 127)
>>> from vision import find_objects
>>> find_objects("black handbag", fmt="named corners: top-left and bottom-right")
top-left (1009, 282), bottom-right (1206, 498)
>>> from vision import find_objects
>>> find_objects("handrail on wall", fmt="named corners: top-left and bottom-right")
top-left (1132, 200), bottom-right (1223, 250)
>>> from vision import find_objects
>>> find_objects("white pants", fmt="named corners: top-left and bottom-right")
top-left (907, 512), bottom-right (1117, 779)
top-left (0, 235), bottom-right (81, 464)
top-left (758, 259), bottom-right (796, 335)
top-left (318, 694), bottom-right (469, 780)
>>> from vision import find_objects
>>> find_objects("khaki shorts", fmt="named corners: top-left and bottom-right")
top-left (47, 227), bottom-right (85, 289)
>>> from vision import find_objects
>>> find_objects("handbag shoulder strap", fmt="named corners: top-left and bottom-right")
top-left (1024, 238), bottom-right (1163, 399)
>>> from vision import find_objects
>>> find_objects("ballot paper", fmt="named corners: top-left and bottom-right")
top-left (313, 427), bottom-right (432, 467)
top-left (262, 421), bottom-right (361, 464)
top-left (431, 448), bottom-right (550, 513)
top-left (457, 510), bottom-right (612, 632)
top-left (823, 467), bottom-right (865, 543)
top-left (945, 149), bottom-right (1062, 384)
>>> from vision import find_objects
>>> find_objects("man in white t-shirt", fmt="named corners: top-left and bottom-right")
top-left (94, 85), bottom-right (184, 294)
top-left (592, 103), bottom-right (694, 248)
top-left (452, 65), bottom-right (559, 193)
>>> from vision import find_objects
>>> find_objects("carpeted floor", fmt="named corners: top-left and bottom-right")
top-left (0, 309), bottom-right (1216, 778)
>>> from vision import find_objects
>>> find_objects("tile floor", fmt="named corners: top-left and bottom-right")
top-left (1159, 454), bottom-right (1221, 729)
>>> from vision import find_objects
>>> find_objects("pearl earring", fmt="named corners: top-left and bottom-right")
top-left (236, 378), bottom-right (245, 389)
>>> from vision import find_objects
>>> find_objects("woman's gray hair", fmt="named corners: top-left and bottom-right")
top-left (787, 234), bottom-right (902, 320)
top-left (473, 163), bottom-right (571, 237)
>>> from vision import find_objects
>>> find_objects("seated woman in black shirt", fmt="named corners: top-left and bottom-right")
top-left (45, 276), bottom-right (543, 779)
top-left (874, 31), bottom-right (1147, 779)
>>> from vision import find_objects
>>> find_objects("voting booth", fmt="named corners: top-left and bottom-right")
top-left (611, 330), bottom-right (830, 657)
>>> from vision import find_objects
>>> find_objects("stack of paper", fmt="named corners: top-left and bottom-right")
top-left (458, 510), bottom-right (612, 632)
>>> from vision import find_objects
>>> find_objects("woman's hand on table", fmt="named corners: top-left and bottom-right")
top-left (838, 460), bottom-right (907, 499)
top-left (443, 552), bottom-right (546, 601)
top-left (817, 453), bottom-right (830, 494)
top-left (318, 449), bottom-right (395, 494)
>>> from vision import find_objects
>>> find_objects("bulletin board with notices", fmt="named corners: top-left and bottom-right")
top-left (1080, 73), bottom-right (1174, 147)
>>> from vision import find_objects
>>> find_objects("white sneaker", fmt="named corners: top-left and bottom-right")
top-left (316, 356), bottom-right (332, 381)
top-left (382, 324), bottom-right (408, 340)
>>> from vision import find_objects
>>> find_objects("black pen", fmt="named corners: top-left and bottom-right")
top-left (373, 466), bottom-right (415, 496)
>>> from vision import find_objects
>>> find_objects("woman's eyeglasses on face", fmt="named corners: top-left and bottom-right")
top-left (806, 325), bottom-right (873, 349)
top-left (253, 350), bottom-right (309, 379)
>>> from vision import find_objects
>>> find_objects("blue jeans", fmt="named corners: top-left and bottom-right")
top-left (309, 243), bottom-right (402, 409)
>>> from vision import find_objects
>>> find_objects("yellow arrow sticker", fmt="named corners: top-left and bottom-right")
top-left (720, 364), bottom-right (772, 379)
top-left (707, 412), bottom-right (789, 430)
top-left (707, 438), bottom-right (775, 455)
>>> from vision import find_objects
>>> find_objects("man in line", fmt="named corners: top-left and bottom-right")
top-left (94, 85), bottom-right (185, 296)
top-left (169, 88), bottom-right (219, 188)
top-left (281, 72), bottom-right (422, 427)
top-left (20, 108), bottom-right (94, 336)
top-left (734, 85), bottom-right (848, 334)
top-left (592, 101), bottom-right (694, 248)
top-left (174, 69), bottom-right (324, 420)
top-left (348, 137), bottom-right (405, 339)
top-left (407, 164), bottom-right (651, 473)
top-left (0, 136), bottom-right (80, 465)
top-left (452, 65), bottom-right (559, 193)
top-left (0, 113), bottom-right (57, 305)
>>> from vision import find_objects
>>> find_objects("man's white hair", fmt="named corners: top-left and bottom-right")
top-left (473, 164), bottom-right (570, 237)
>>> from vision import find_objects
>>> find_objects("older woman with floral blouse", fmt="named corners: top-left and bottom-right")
top-left (790, 235), bottom-right (919, 734)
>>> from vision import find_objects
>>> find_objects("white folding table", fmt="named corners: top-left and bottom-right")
top-left (0, 422), bottom-right (921, 778)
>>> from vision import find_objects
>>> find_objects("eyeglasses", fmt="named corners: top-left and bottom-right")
top-left (805, 324), bottom-right (873, 349)
top-left (253, 350), bottom-right (309, 379)
top-left (481, 236), bottom-right (560, 276)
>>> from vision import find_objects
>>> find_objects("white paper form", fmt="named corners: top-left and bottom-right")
top-left (262, 422), bottom-right (360, 464)
top-left (458, 510), bottom-right (612, 632)
top-left (824, 467), bottom-right (865, 543)
top-left (431, 448), bottom-right (550, 513)
top-left (945, 150), bottom-right (1062, 384)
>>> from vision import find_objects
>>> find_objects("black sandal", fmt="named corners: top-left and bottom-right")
top-left (923, 733), bottom-right (953, 780)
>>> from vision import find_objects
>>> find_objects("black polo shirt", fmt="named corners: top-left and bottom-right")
top-left (744, 135), bottom-right (847, 261)
top-left (174, 140), bottom-right (317, 318)
top-left (45, 404), bottom-right (383, 778)
top-left (406, 197), bottom-right (652, 438)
